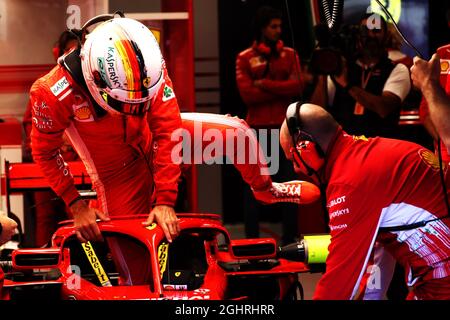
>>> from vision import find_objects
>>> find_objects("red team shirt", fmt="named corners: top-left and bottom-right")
top-left (314, 128), bottom-right (450, 300)
top-left (236, 43), bottom-right (303, 128)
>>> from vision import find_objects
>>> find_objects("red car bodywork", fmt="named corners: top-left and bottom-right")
top-left (1, 214), bottom-right (309, 300)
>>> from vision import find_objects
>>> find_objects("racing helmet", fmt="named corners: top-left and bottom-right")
top-left (81, 17), bottom-right (163, 116)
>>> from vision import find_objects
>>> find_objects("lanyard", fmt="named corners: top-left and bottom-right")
top-left (353, 67), bottom-right (373, 115)
top-left (361, 67), bottom-right (373, 89)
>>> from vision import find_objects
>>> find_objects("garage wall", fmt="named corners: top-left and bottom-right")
top-left (0, 0), bottom-right (67, 117)
top-left (0, 0), bottom-right (105, 118)
top-left (192, 0), bottom-right (222, 215)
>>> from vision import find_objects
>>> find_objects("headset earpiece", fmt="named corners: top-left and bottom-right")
top-left (285, 102), bottom-right (325, 158)
top-left (257, 42), bottom-right (272, 55)
top-left (285, 102), bottom-right (325, 176)
top-left (285, 102), bottom-right (302, 138)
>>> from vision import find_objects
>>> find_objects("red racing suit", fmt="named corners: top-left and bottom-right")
top-left (24, 99), bottom-right (79, 246)
top-left (419, 43), bottom-right (450, 163)
top-left (29, 62), bottom-right (181, 216)
top-left (236, 42), bottom-right (303, 128)
top-left (314, 128), bottom-right (450, 300)
top-left (179, 113), bottom-right (272, 191)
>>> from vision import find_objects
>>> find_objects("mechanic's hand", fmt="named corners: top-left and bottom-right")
top-left (0, 214), bottom-right (18, 245)
top-left (410, 54), bottom-right (441, 91)
top-left (70, 199), bottom-right (110, 243)
top-left (332, 57), bottom-right (349, 88)
top-left (142, 205), bottom-right (180, 243)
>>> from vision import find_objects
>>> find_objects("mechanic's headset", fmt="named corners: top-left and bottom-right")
top-left (255, 40), bottom-right (284, 56)
top-left (285, 102), bottom-right (325, 177)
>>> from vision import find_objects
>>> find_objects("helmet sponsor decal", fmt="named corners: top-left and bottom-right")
top-left (143, 77), bottom-right (152, 88)
top-left (97, 57), bottom-right (112, 87)
top-left (162, 84), bottom-right (175, 102)
top-left (101, 91), bottom-right (108, 102)
top-left (418, 149), bottom-right (446, 171)
top-left (51, 76), bottom-right (70, 96)
top-left (106, 47), bottom-right (120, 87)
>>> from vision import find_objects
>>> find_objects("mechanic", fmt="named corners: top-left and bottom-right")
top-left (178, 112), bottom-right (320, 205)
top-left (280, 102), bottom-right (450, 300)
top-left (0, 212), bottom-right (18, 295)
top-left (30, 16), bottom-right (182, 243)
top-left (412, 44), bottom-right (450, 158)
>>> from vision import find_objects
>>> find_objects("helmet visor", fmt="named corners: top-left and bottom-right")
top-left (101, 91), bottom-right (152, 115)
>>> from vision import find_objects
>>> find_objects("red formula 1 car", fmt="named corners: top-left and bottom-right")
top-left (0, 214), bottom-right (314, 300)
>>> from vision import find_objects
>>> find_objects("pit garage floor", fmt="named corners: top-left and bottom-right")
top-left (224, 222), bottom-right (322, 300)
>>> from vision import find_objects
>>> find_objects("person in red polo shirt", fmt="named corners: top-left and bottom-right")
top-left (236, 6), bottom-right (305, 243)
top-left (280, 102), bottom-right (450, 299)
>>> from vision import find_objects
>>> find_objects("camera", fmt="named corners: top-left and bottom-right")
top-left (309, 23), bottom-right (361, 76)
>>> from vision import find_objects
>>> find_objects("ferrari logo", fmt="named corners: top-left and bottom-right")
top-left (418, 149), bottom-right (446, 171)
top-left (101, 91), bottom-right (108, 102)
top-left (175, 272), bottom-right (181, 277)
top-left (143, 77), bottom-right (152, 88)
top-left (146, 223), bottom-right (157, 231)
top-left (352, 135), bottom-right (368, 142)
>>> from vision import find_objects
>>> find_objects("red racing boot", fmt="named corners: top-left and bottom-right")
top-left (252, 181), bottom-right (321, 205)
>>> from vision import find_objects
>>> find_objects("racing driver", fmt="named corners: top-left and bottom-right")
top-left (30, 16), bottom-right (182, 243)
